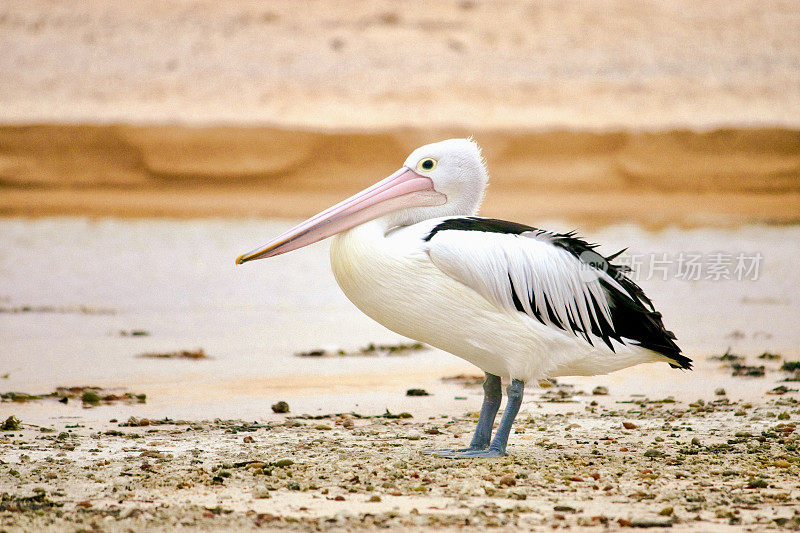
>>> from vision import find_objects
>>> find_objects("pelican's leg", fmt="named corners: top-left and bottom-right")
top-left (464, 373), bottom-right (503, 450)
top-left (423, 373), bottom-right (502, 455)
top-left (438, 379), bottom-right (524, 459)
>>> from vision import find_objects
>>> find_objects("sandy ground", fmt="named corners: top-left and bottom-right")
top-left (1, 218), bottom-right (799, 531)
top-left (1, 1), bottom-right (799, 129)
top-left (1, 369), bottom-right (799, 532)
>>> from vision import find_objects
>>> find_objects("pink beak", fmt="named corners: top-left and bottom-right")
top-left (236, 167), bottom-right (446, 264)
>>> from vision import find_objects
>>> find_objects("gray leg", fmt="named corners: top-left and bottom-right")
top-left (439, 379), bottom-right (525, 459)
top-left (466, 373), bottom-right (502, 450)
top-left (423, 373), bottom-right (502, 455)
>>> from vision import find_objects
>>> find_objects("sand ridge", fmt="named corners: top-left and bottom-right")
top-left (1, 124), bottom-right (799, 225)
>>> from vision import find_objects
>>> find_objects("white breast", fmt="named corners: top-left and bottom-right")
top-left (329, 220), bottom-right (663, 382)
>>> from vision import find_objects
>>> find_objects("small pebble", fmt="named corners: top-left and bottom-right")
top-left (498, 475), bottom-right (516, 487)
top-left (271, 401), bottom-right (290, 414)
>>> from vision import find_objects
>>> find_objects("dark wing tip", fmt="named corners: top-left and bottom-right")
top-left (426, 217), bottom-right (692, 370)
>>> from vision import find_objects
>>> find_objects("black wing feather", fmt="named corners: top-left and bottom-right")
top-left (426, 217), bottom-right (691, 370)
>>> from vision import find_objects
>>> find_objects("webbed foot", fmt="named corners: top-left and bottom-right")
top-left (433, 447), bottom-right (506, 459)
top-left (422, 445), bottom-right (486, 456)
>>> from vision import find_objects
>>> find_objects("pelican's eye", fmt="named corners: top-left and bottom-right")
top-left (416, 157), bottom-right (437, 172)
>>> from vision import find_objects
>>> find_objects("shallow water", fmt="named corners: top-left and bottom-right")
top-left (1, 218), bottom-right (798, 422)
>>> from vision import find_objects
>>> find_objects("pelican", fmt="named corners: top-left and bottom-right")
top-left (236, 139), bottom-right (691, 458)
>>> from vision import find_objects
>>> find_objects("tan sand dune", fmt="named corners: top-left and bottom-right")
top-left (1, 125), bottom-right (798, 225)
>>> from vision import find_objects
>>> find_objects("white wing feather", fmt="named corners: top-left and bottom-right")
top-left (426, 230), bottom-right (628, 346)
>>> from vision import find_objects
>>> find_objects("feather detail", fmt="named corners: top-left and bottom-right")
top-left (424, 217), bottom-right (691, 369)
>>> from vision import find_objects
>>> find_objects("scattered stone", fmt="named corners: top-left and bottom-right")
top-left (592, 386), bottom-right (609, 395)
top-left (553, 505), bottom-right (575, 513)
top-left (3, 355), bottom-right (799, 530)
top-left (81, 390), bottom-right (101, 405)
top-left (295, 347), bottom-right (338, 357)
top-left (730, 363), bottom-right (765, 377)
top-left (441, 374), bottom-right (484, 387)
top-left (781, 361), bottom-right (800, 371)
top-left (0, 305), bottom-right (114, 315)
top-left (2, 415), bottom-right (21, 430)
top-left (271, 401), bottom-right (290, 414)
top-left (381, 409), bottom-right (412, 419)
top-left (498, 475), bottom-right (516, 487)
top-left (406, 388), bottom-right (430, 396)
top-left (2, 386), bottom-right (145, 406)
top-left (121, 416), bottom-right (150, 426)
top-left (746, 478), bottom-right (768, 489)
top-left (714, 388), bottom-right (726, 396)
top-left (631, 517), bottom-right (673, 528)
top-left (360, 342), bottom-right (426, 355)
top-left (0, 491), bottom-right (64, 512)
top-left (711, 349), bottom-right (743, 362)
top-left (296, 342), bottom-right (427, 357)
top-left (139, 349), bottom-right (208, 359)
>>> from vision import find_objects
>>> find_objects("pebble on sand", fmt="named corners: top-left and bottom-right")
top-left (271, 401), bottom-right (290, 414)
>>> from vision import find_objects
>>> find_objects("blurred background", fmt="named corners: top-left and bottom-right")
top-left (1, 0), bottom-right (798, 225)
top-left (2, 0), bottom-right (799, 418)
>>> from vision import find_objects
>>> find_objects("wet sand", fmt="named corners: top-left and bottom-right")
top-left (1, 218), bottom-right (799, 531)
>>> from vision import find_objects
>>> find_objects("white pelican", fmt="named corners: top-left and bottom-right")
top-left (237, 139), bottom-right (691, 458)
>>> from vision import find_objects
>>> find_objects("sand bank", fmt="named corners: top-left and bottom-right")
top-left (2, 125), bottom-right (799, 226)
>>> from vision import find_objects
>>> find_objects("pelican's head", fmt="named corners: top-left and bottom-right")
top-left (236, 138), bottom-right (489, 264)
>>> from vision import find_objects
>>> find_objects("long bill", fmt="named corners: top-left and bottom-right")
top-left (235, 167), bottom-right (446, 264)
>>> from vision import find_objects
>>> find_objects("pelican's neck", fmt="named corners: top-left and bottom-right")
top-left (332, 217), bottom-right (392, 251)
